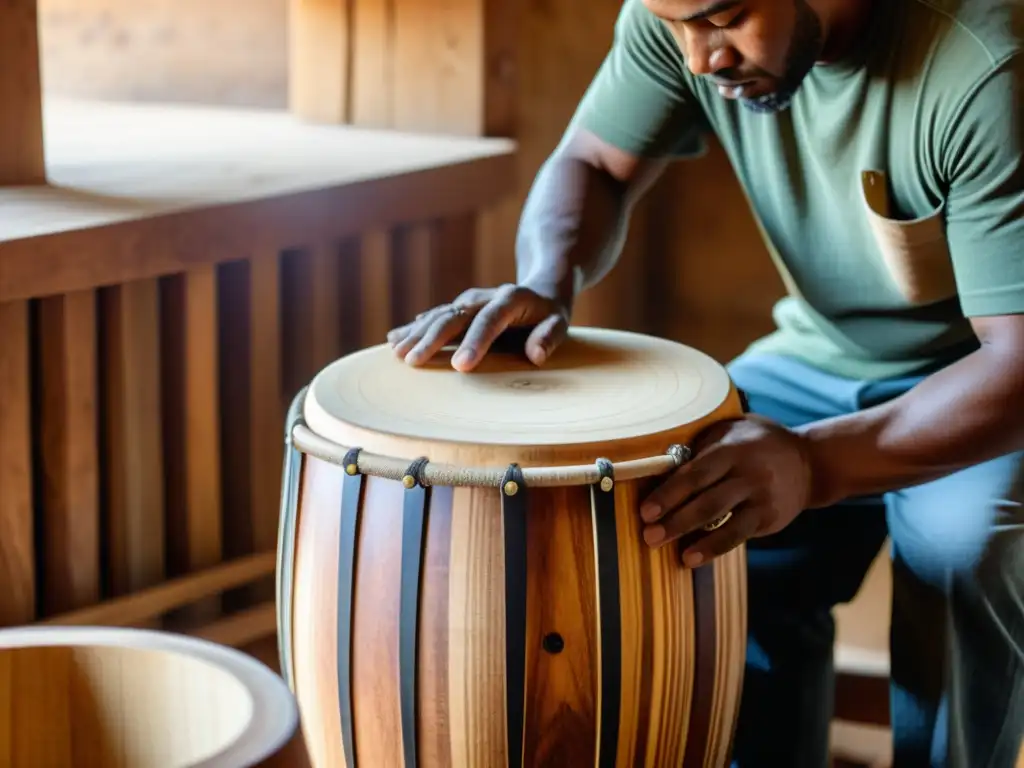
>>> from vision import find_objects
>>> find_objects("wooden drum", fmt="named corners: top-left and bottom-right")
top-left (0, 625), bottom-right (300, 767)
top-left (277, 327), bottom-right (748, 768)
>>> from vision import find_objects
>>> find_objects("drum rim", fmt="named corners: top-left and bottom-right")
top-left (289, 385), bottom-right (698, 488)
top-left (0, 625), bottom-right (299, 768)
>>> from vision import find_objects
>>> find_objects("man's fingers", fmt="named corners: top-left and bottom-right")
top-left (678, 505), bottom-right (759, 569)
top-left (639, 447), bottom-right (732, 524)
top-left (525, 313), bottom-right (569, 366)
top-left (391, 311), bottom-right (442, 359)
top-left (643, 477), bottom-right (750, 548)
top-left (387, 321), bottom-right (415, 347)
top-left (451, 295), bottom-right (520, 371)
top-left (404, 308), bottom-right (475, 366)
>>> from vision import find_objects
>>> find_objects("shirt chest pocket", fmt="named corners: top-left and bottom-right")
top-left (860, 170), bottom-right (958, 305)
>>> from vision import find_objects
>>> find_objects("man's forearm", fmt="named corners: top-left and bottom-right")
top-left (515, 151), bottom-right (633, 309)
top-left (797, 341), bottom-right (1024, 508)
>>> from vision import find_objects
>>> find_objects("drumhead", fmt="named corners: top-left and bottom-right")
top-left (303, 327), bottom-right (733, 467)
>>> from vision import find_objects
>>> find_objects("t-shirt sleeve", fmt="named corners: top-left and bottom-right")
top-left (943, 53), bottom-right (1024, 317)
top-left (568, 0), bottom-right (708, 159)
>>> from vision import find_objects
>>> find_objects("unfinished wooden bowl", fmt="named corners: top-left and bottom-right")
top-left (0, 625), bottom-right (300, 767)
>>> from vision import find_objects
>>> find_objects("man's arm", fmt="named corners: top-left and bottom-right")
top-left (389, 0), bottom-right (705, 369)
top-left (799, 314), bottom-right (1024, 508)
top-left (515, 128), bottom-right (671, 312)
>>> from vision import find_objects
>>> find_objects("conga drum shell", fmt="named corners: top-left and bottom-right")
top-left (277, 327), bottom-right (748, 768)
top-left (0, 625), bottom-right (301, 767)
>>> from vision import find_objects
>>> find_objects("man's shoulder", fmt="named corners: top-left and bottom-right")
top-left (906, 0), bottom-right (1024, 70)
top-left (877, 0), bottom-right (1024, 139)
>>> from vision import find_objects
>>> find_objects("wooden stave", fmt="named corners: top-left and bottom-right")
top-left (278, 386), bottom-right (748, 768)
top-left (0, 625), bottom-right (301, 768)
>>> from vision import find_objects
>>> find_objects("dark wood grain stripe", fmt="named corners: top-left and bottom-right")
top-left (682, 563), bottom-right (718, 768)
top-left (502, 464), bottom-right (528, 768)
top-left (593, 461), bottom-right (622, 768)
top-left (275, 389), bottom-right (306, 693)
top-left (399, 467), bottom-right (431, 768)
top-left (337, 450), bottom-right (365, 768)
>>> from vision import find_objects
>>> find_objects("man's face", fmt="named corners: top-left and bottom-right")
top-left (643, 0), bottom-right (825, 113)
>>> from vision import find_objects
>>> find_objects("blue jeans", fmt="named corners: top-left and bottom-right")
top-left (726, 352), bottom-right (1024, 768)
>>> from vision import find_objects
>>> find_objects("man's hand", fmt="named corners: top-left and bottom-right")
top-left (639, 416), bottom-right (815, 568)
top-left (387, 283), bottom-right (572, 371)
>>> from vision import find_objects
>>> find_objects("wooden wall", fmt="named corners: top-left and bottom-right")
top-left (35, 0), bottom-right (785, 363)
top-left (38, 0), bottom-right (287, 108)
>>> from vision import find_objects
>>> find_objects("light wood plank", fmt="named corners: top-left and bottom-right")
top-left (0, 0), bottom-right (45, 185)
top-left (0, 300), bottom-right (35, 625)
top-left (288, 0), bottom-right (350, 123)
top-left (38, 0), bottom-right (287, 111)
top-left (392, 0), bottom-right (484, 135)
top-left (351, 0), bottom-right (394, 127)
top-left (38, 291), bottom-right (101, 615)
top-left (103, 278), bottom-right (166, 597)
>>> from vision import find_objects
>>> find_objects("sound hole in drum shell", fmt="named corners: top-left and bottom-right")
top-left (542, 632), bottom-right (565, 655)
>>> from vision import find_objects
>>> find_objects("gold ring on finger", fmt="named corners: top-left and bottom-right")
top-left (703, 510), bottom-right (733, 532)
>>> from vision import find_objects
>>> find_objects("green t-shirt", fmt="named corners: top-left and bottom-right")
top-left (573, 0), bottom-right (1024, 380)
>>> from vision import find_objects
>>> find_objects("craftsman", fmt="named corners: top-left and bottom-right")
top-left (386, 0), bottom-right (1024, 765)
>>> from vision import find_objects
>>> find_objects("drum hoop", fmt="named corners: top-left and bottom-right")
top-left (288, 387), bottom-right (693, 488)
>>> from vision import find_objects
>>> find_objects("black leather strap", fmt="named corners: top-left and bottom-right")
top-left (399, 458), bottom-right (431, 768)
top-left (592, 458), bottom-right (622, 768)
top-left (501, 463), bottom-right (528, 768)
top-left (337, 447), bottom-right (364, 768)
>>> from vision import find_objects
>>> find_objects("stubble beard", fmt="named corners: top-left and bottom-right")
top-left (740, 0), bottom-right (823, 114)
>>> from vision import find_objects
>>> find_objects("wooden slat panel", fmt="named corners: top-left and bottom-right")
top-left (0, 300), bottom-right (35, 625)
top-left (218, 254), bottom-right (284, 606)
top-left (310, 244), bottom-right (342, 372)
top-left (41, 552), bottom-right (275, 628)
top-left (281, 245), bottom-right (343, 396)
top-left (392, 224), bottom-right (434, 324)
top-left (218, 260), bottom-right (256, 572)
top-left (103, 278), bottom-right (166, 597)
top-left (38, 291), bottom-right (101, 615)
top-left (288, 0), bottom-right (351, 123)
top-left (430, 213), bottom-right (478, 306)
top-left (359, 230), bottom-right (394, 347)
top-left (161, 267), bottom-right (223, 620)
top-left (248, 252), bottom-right (283, 556)
top-left (0, 0), bottom-right (45, 185)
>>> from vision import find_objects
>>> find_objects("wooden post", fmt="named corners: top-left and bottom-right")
top-left (0, 0), bottom-right (46, 186)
